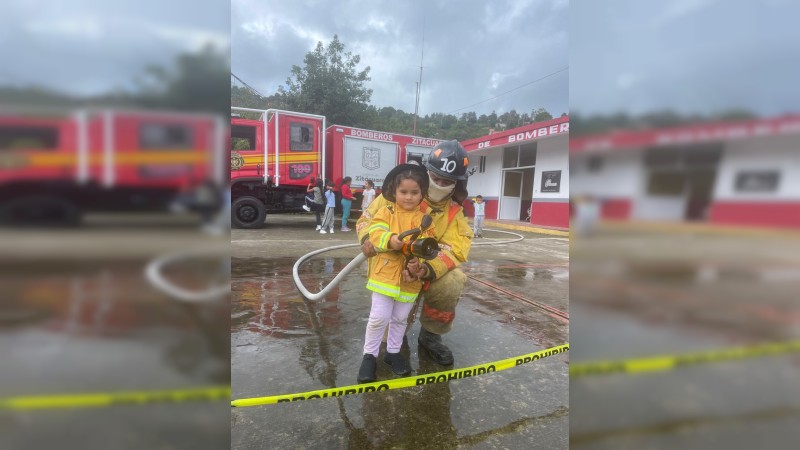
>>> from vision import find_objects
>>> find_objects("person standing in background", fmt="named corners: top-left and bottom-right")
top-left (303, 177), bottom-right (325, 230)
top-left (472, 195), bottom-right (485, 238)
top-left (361, 179), bottom-right (376, 211)
top-left (320, 180), bottom-right (337, 234)
top-left (340, 176), bottom-right (354, 232)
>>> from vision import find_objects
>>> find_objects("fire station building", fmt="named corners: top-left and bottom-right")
top-left (460, 116), bottom-right (570, 229)
top-left (570, 115), bottom-right (800, 229)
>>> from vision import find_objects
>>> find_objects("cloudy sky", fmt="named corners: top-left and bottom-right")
top-left (0, 0), bottom-right (229, 96)
top-left (572, 0), bottom-right (800, 117)
top-left (232, 0), bottom-right (569, 118)
top-left (6, 1), bottom-right (796, 119)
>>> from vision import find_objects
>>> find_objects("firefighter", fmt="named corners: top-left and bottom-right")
top-left (356, 140), bottom-right (472, 366)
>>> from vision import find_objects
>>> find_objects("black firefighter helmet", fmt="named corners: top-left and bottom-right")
top-left (425, 140), bottom-right (469, 181)
top-left (425, 140), bottom-right (470, 204)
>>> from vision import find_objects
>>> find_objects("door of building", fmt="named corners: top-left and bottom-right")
top-left (499, 170), bottom-right (523, 220)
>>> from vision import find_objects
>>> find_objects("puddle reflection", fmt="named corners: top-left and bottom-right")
top-left (1, 262), bottom-right (230, 389)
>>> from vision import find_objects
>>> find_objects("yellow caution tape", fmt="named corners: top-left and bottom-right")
top-left (0, 386), bottom-right (231, 411)
top-left (570, 340), bottom-right (800, 378)
top-left (231, 343), bottom-right (569, 408)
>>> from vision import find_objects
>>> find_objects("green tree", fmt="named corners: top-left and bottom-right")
top-left (230, 86), bottom-right (288, 119)
top-left (135, 44), bottom-right (230, 114)
top-left (279, 35), bottom-right (372, 127)
top-left (231, 85), bottom-right (265, 109)
top-left (498, 109), bottom-right (521, 129)
top-left (532, 107), bottom-right (553, 122)
top-left (460, 112), bottom-right (477, 124)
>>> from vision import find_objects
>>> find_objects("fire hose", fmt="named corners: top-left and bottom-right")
top-left (292, 221), bottom-right (525, 300)
top-left (144, 244), bottom-right (231, 302)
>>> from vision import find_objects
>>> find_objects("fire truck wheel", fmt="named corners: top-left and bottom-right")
top-left (0, 196), bottom-right (81, 227)
top-left (232, 196), bottom-right (266, 229)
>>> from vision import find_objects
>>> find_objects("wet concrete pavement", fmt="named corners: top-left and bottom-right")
top-left (231, 214), bottom-right (569, 449)
top-left (569, 227), bottom-right (800, 449)
top-left (0, 215), bottom-right (230, 450)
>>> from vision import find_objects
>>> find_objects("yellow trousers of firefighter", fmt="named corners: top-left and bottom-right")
top-left (418, 268), bottom-right (466, 334)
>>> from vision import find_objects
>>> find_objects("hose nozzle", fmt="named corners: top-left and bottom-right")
top-left (398, 214), bottom-right (439, 260)
top-left (402, 237), bottom-right (439, 260)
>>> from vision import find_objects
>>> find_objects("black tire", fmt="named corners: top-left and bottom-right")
top-left (231, 196), bottom-right (266, 229)
top-left (0, 196), bottom-right (81, 227)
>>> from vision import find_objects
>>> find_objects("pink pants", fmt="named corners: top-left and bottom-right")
top-left (363, 292), bottom-right (415, 356)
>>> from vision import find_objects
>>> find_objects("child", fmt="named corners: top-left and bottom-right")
top-left (357, 164), bottom-right (434, 383)
top-left (361, 179), bottom-right (376, 211)
top-left (319, 181), bottom-right (336, 234)
top-left (340, 176), bottom-right (354, 232)
top-left (303, 177), bottom-right (325, 230)
top-left (473, 195), bottom-right (485, 238)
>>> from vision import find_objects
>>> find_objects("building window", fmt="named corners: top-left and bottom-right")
top-left (290, 122), bottom-right (313, 152)
top-left (644, 146), bottom-right (680, 167)
top-left (503, 147), bottom-right (519, 168)
top-left (479, 155), bottom-right (486, 173)
top-left (518, 142), bottom-right (537, 167)
top-left (685, 144), bottom-right (722, 166)
top-left (0, 126), bottom-right (59, 150)
top-left (647, 171), bottom-right (686, 196)
top-left (140, 123), bottom-right (194, 150)
top-left (645, 143), bottom-right (723, 168)
top-left (735, 171), bottom-right (780, 192)
top-left (586, 155), bottom-right (605, 172)
top-left (587, 156), bottom-right (604, 172)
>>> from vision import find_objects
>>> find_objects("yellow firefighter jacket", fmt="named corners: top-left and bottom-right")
top-left (365, 203), bottom-right (436, 302)
top-left (357, 194), bottom-right (473, 283)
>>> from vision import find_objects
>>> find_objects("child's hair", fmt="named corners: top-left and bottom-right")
top-left (387, 168), bottom-right (428, 202)
top-left (325, 180), bottom-right (334, 188)
top-left (476, 195), bottom-right (483, 199)
top-left (342, 176), bottom-right (352, 185)
top-left (364, 179), bottom-right (374, 188)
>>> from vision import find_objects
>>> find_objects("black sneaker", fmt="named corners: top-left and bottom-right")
top-left (383, 352), bottom-right (412, 376)
top-left (418, 328), bottom-right (454, 365)
top-left (357, 354), bottom-right (377, 383)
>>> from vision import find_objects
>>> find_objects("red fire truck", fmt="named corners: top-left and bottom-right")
top-left (0, 108), bottom-right (226, 225)
top-left (230, 107), bottom-right (442, 228)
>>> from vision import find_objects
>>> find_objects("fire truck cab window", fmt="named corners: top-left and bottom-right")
top-left (407, 153), bottom-right (424, 164)
top-left (140, 123), bottom-right (194, 150)
top-left (0, 126), bottom-right (58, 150)
top-left (290, 123), bottom-right (313, 152)
top-left (231, 125), bottom-right (256, 150)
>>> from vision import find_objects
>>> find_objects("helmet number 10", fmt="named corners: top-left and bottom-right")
top-left (440, 157), bottom-right (457, 173)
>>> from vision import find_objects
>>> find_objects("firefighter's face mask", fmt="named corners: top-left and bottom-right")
top-left (427, 172), bottom-right (456, 202)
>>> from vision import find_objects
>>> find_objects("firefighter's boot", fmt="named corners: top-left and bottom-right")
top-left (418, 328), bottom-right (454, 366)
top-left (357, 354), bottom-right (377, 383)
top-left (383, 352), bottom-right (412, 376)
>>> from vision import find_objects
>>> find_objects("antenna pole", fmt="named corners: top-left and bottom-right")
top-left (413, 20), bottom-right (425, 136)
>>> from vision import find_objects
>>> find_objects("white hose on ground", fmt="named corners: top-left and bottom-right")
top-left (292, 243), bottom-right (366, 301)
top-left (292, 228), bottom-right (525, 300)
top-left (145, 245), bottom-right (231, 303)
top-left (470, 228), bottom-right (525, 247)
